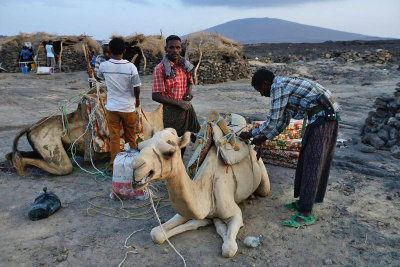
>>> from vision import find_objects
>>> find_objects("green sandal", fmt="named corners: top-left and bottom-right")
top-left (284, 200), bottom-right (300, 211)
top-left (282, 213), bottom-right (314, 228)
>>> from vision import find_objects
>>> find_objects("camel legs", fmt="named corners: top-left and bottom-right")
top-left (255, 154), bottom-right (271, 197)
top-left (213, 207), bottom-right (244, 258)
top-left (151, 214), bottom-right (212, 244)
top-left (12, 129), bottom-right (73, 176)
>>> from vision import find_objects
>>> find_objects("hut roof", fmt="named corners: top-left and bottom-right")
top-left (0, 32), bottom-right (101, 54)
top-left (183, 32), bottom-right (243, 60)
top-left (112, 34), bottom-right (165, 56)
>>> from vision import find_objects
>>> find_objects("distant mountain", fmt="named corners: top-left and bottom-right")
top-left (185, 17), bottom-right (392, 44)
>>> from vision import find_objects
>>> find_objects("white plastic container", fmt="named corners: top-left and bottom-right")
top-left (36, 67), bottom-right (54, 75)
top-left (111, 149), bottom-right (148, 200)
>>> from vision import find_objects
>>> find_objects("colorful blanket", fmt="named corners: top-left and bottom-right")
top-left (84, 93), bottom-right (145, 153)
top-left (249, 119), bottom-right (305, 168)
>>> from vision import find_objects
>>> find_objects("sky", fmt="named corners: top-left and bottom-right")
top-left (0, 0), bottom-right (399, 40)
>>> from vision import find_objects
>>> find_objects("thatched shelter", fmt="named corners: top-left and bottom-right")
top-left (182, 32), bottom-right (250, 84)
top-left (111, 33), bottom-right (165, 75)
top-left (0, 32), bottom-right (101, 72)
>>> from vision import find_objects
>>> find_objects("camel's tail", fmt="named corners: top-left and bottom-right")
top-left (12, 124), bottom-right (32, 153)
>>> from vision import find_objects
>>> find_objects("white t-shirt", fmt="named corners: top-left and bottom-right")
top-left (97, 59), bottom-right (141, 112)
top-left (45, 44), bottom-right (54, 57)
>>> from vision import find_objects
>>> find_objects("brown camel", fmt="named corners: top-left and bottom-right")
top-left (6, 100), bottom-right (163, 176)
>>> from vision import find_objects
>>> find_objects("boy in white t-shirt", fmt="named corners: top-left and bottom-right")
top-left (97, 38), bottom-right (141, 172)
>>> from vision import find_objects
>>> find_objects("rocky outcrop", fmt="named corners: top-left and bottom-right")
top-left (361, 82), bottom-right (400, 158)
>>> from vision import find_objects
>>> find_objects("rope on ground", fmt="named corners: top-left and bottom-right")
top-left (86, 190), bottom-right (170, 221)
top-left (148, 186), bottom-right (187, 267)
top-left (117, 229), bottom-right (143, 267)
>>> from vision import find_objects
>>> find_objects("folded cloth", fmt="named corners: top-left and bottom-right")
top-left (262, 157), bottom-right (298, 169)
top-left (262, 139), bottom-right (302, 152)
top-left (252, 119), bottom-right (304, 140)
top-left (262, 149), bottom-right (300, 159)
top-left (162, 55), bottom-right (194, 79)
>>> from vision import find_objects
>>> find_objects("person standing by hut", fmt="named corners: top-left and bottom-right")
top-left (152, 35), bottom-right (200, 156)
top-left (45, 40), bottom-right (58, 68)
top-left (19, 46), bottom-right (33, 71)
top-left (239, 69), bottom-right (340, 228)
top-left (97, 37), bottom-right (141, 174)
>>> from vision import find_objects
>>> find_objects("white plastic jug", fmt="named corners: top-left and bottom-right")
top-left (111, 149), bottom-right (148, 200)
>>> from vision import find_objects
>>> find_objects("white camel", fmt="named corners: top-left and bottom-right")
top-left (132, 128), bottom-right (270, 257)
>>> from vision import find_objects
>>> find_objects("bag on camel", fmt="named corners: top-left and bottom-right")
top-left (111, 149), bottom-right (148, 200)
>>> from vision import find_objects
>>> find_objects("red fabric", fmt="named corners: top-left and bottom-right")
top-left (152, 61), bottom-right (193, 100)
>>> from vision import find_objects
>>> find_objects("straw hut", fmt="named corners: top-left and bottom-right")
top-left (112, 34), bottom-right (165, 75)
top-left (0, 32), bottom-right (101, 72)
top-left (182, 32), bottom-right (251, 84)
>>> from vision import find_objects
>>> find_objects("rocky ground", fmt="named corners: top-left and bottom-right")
top-left (0, 57), bottom-right (400, 266)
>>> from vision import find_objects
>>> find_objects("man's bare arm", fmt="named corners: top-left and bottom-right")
top-left (152, 92), bottom-right (191, 110)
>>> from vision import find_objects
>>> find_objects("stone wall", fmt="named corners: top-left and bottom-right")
top-left (361, 82), bottom-right (400, 158)
top-left (258, 49), bottom-right (393, 65)
top-left (195, 57), bottom-right (250, 84)
top-left (137, 51), bottom-right (163, 76)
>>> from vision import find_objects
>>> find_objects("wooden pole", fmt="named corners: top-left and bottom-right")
top-left (82, 42), bottom-right (94, 87)
top-left (194, 37), bottom-right (203, 85)
top-left (139, 47), bottom-right (147, 74)
top-left (131, 54), bottom-right (138, 64)
top-left (58, 41), bottom-right (63, 72)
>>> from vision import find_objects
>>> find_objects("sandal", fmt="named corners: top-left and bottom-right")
top-left (282, 213), bottom-right (314, 228)
top-left (284, 200), bottom-right (300, 211)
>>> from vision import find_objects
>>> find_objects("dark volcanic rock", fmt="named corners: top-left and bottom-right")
top-left (362, 133), bottom-right (385, 149)
top-left (390, 145), bottom-right (400, 159)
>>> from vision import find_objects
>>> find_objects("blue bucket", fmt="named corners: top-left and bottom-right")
top-left (21, 65), bottom-right (28, 74)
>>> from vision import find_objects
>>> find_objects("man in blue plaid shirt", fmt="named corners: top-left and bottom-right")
top-left (240, 69), bottom-right (340, 228)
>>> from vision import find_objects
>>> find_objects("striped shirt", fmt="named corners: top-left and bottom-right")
top-left (251, 77), bottom-right (340, 140)
top-left (152, 61), bottom-right (193, 100)
top-left (97, 59), bottom-right (141, 112)
top-left (94, 54), bottom-right (107, 80)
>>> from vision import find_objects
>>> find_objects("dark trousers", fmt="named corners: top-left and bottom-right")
top-left (294, 119), bottom-right (339, 213)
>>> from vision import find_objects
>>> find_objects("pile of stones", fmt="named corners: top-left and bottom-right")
top-left (361, 82), bottom-right (400, 158)
top-left (195, 57), bottom-right (250, 84)
top-left (323, 49), bottom-right (392, 65)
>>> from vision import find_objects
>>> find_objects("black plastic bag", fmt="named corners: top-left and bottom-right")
top-left (28, 187), bottom-right (61, 221)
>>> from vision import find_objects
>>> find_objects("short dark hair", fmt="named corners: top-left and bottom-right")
top-left (109, 38), bottom-right (125, 55)
top-left (251, 68), bottom-right (275, 87)
top-left (166, 35), bottom-right (181, 46)
top-left (48, 40), bottom-right (53, 44)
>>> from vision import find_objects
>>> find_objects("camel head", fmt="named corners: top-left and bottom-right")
top-left (131, 128), bottom-right (191, 189)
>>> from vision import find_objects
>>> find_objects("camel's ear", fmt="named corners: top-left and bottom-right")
top-left (179, 132), bottom-right (191, 149)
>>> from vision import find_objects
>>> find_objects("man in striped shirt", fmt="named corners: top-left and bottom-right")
top-left (94, 40), bottom-right (111, 81)
top-left (240, 69), bottom-right (340, 228)
top-left (152, 35), bottom-right (200, 156)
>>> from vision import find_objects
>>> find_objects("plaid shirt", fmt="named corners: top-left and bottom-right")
top-left (251, 77), bottom-right (339, 140)
top-left (152, 61), bottom-right (193, 100)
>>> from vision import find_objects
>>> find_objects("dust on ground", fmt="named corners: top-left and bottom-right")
top-left (0, 59), bottom-right (399, 266)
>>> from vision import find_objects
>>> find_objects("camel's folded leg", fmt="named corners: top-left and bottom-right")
top-left (221, 208), bottom-right (244, 258)
top-left (151, 214), bottom-right (212, 244)
top-left (151, 214), bottom-right (190, 244)
top-left (251, 149), bottom-right (270, 197)
top-left (19, 129), bottom-right (73, 176)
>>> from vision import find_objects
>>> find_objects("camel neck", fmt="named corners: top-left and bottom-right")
top-left (165, 153), bottom-right (213, 219)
